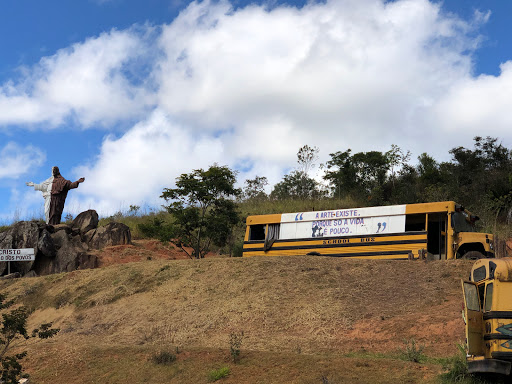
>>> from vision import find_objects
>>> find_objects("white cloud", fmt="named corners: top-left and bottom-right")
top-left (153, 0), bottom-right (488, 161)
top-left (427, 61), bottom-right (512, 137)
top-left (71, 109), bottom-right (228, 214)
top-left (3, 0), bottom-right (512, 216)
top-left (68, 110), bottom-right (310, 214)
top-left (0, 142), bottom-right (46, 179)
top-left (68, 0), bottom-right (504, 213)
top-left (0, 27), bottom-right (155, 127)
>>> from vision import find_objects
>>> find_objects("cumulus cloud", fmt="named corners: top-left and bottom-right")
top-left (427, 61), bottom-right (512, 138)
top-left (0, 27), bottom-right (155, 127)
top-left (154, 0), bottom-right (485, 160)
top-left (70, 109), bottom-right (305, 214)
top-left (3, 0), bottom-right (512, 216)
top-left (0, 142), bottom-right (46, 179)
top-left (70, 109), bottom-right (228, 214)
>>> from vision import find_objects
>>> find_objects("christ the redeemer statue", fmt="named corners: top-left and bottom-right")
top-left (26, 166), bottom-right (85, 225)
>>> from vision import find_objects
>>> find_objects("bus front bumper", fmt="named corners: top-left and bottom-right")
top-left (468, 358), bottom-right (511, 375)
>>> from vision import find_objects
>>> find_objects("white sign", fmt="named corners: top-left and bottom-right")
top-left (280, 206), bottom-right (407, 239)
top-left (0, 249), bottom-right (35, 262)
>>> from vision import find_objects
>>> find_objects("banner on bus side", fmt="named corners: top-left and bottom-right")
top-left (280, 206), bottom-right (407, 239)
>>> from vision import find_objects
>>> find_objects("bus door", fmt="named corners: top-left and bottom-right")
top-left (462, 281), bottom-right (484, 356)
top-left (427, 213), bottom-right (447, 259)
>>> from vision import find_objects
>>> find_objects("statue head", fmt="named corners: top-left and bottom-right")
top-left (52, 166), bottom-right (60, 176)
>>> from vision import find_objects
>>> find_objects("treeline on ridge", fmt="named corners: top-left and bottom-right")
top-left (133, 136), bottom-right (512, 258)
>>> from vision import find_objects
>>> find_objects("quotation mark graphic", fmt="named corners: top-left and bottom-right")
top-left (376, 222), bottom-right (387, 233)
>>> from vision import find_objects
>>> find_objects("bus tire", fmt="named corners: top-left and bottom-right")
top-left (463, 251), bottom-right (485, 260)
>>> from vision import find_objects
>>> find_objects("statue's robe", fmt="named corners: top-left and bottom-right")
top-left (48, 175), bottom-right (81, 225)
top-left (33, 176), bottom-right (54, 224)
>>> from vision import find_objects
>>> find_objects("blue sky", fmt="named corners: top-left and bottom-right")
top-left (1, 0), bottom-right (512, 223)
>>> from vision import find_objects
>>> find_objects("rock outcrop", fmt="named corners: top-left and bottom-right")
top-left (0, 210), bottom-right (131, 277)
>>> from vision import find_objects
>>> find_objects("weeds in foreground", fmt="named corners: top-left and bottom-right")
top-left (151, 351), bottom-right (177, 365)
top-left (439, 343), bottom-right (505, 384)
top-left (229, 331), bottom-right (244, 364)
top-left (440, 343), bottom-right (471, 383)
top-left (321, 375), bottom-right (337, 384)
top-left (208, 366), bottom-right (230, 382)
top-left (399, 338), bottom-right (425, 363)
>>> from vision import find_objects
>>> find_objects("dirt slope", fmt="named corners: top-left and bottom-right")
top-left (0, 242), bottom-right (475, 383)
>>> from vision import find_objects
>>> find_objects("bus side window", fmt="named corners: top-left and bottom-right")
top-left (405, 214), bottom-right (426, 231)
top-left (249, 225), bottom-right (266, 241)
top-left (484, 283), bottom-right (493, 312)
top-left (463, 282), bottom-right (481, 311)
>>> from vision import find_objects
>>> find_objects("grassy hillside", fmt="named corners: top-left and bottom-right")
top-left (0, 255), bottom-right (475, 383)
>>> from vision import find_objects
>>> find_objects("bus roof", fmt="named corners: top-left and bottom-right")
top-left (471, 258), bottom-right (512, 282)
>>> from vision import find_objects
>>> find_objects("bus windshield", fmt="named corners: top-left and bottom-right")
top-left (452, 211), bottom-right (477, 232)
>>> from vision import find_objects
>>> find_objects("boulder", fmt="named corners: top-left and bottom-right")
top-left (72, 210), bottom-right (99, 235)
top-left (37, 228), bottom-right (56, 258)
top-left (0, 221), bottom-right (41, 275)
top-left (82, 228), bottom-right (97, 244)
top-left (49, 223), bottom-right (73, 235)
top-left (77, 253), bottom-right (99, 270)
top-left (50, 230), bottom-right (89, 273)
top-left (33, 228), bottom-right (98, 275)
top-left (89, 222), bottom-right (131, 250)
top-left (0, 211), bottom-right (130, 277)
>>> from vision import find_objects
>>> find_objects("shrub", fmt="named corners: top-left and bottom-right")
top-left (400, 338), bottom-right (425, 363)
top-left (439, 343), bottom-right (492, 384)
top-left (151, 351), bottom-right (177, 365)
top-left (1, 293), bottom-right (59, 383)
top-left (229, 331), bottom-right (244, 363)
top-left (208, 366), bottom-right (230, 382)
top-left (138, 217), bottom-right (175, 242)
top-left (232, 241), bottom-right (244, 257)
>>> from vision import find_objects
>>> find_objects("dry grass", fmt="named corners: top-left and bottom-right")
top-left (0, 256), bottom-right (474, 383)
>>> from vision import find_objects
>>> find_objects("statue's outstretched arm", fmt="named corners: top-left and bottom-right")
top-left (26, 181), bottom-right (34, 187)
top-left (69, 177), bottom-right (85, 190)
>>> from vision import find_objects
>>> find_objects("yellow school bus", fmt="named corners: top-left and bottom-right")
top-left (462, 258), bottom-right (512, 375)
top-left (243, 201), bottom-right (494, 259)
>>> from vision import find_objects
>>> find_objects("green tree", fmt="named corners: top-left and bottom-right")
top-left (448, 137), bottom-right (512, 215)
top-left (270, 145), bottom-right (322, 200)
top-left (243, 176), bottom-right (268, 201)
top-left (417, 153), bottom-right (441, 183)
top-left (297, 145), bottom-right (319, 176)
top-left (1, 293), bottom-right (59, 384)
top-left (414, 153), bottom-right (450, 202)
top-left (324, 149), bottom-right (357, 199)
top-left (386, 144), bottom-right (411, 188)
top-left (270, 171), bottom-right (320, 200)
top-left (352, 151), bottom-right (390, 201)
top-left (324, 149), bottom-right (390, 203)
top-left (161, 165), bottom-right (241, 259)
